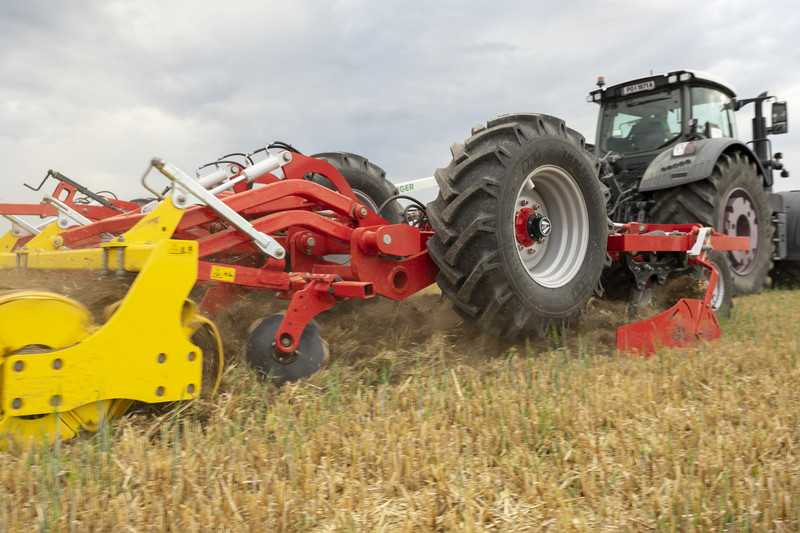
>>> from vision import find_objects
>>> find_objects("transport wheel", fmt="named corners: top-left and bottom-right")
top-left (426, 114), bottom-right (610, 337)
top-left (650, 151), bottom-right (773, 295)
top-left (0, 291), bottom-right (130, 449)
top-left (310, 152), bottom-right (404, 223)
top-left (243, 315), bottom-right (329, 385)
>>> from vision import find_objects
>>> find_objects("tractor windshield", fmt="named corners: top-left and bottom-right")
top-left (599, 88), bottom-right (682, 154)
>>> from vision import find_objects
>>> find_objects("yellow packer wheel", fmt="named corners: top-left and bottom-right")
top-left (0, 291), bottom-right (131, 449)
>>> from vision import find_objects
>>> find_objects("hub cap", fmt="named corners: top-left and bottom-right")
top-left (513, 165), bottom-right (589, 288)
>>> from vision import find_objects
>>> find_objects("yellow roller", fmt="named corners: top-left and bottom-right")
top-left (0, 291), bottom-right (131, 449)
top-left (0, 197), bottom-right (225, 448)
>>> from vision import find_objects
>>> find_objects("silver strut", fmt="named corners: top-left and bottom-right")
top-left (149, 157), bottom-right (288, 260)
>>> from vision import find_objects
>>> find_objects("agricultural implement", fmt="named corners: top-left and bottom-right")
top-left (0, 114), bottom-right (747, 448)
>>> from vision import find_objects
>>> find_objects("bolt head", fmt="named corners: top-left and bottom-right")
top-left (382, 234), bottom-right (392, 245)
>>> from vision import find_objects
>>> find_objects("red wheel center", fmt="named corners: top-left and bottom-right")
top-left (515, 208), bottom-right (536, 247)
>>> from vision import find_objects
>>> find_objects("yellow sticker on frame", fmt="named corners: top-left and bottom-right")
top-left (210, 265), bottom-right (236, 282)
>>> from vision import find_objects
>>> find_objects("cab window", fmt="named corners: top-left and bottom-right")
top-left (599, 88), bottom-right (681, 153)
top-left (690, 87), bottom-right (736, 138)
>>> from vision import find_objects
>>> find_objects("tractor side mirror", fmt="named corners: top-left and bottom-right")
top-left (770, 101), bottom-right (788, 134)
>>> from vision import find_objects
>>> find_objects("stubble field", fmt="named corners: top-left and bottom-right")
top-left (1, 288), bottom-right (799, 532)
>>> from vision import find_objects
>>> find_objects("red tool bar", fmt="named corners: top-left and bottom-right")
top-left (0, 203), bottom-right (56, 217)
top-left (607, 232), bottom-right (749, 252)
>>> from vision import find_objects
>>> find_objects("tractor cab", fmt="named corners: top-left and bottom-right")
top-left (588, 70), bottom-right (738, 157)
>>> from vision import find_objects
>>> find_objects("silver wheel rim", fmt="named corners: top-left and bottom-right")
top-left (722, 187), bottom-right (759, 276)
top-left (513, 165), bottom-right (589, 288)
top-left (353, 189), bottom-right (379, 213)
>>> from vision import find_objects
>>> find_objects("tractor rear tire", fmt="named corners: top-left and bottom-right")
top-left (426, 114), bottom-right (610, 338)
top-left (310, 152), bottom-right (404, 224)
top-left (650, 151), bottom-right (773, 295)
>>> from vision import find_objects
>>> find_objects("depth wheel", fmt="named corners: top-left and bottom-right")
top-left (426, 114), bottom-right (610, 337)
top-left (701, 251), bottom-right (734, 317)
top-left (651, 151), bottom-right (773, 295)
top-left (0, 291), bottom-right (130, 449)
top-left (243, 315), bottom-right (329, 385)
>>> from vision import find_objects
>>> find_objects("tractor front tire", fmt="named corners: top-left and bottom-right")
top-left (426, 114), bottom-right (610, 338)
top-left (650, 151), bottom-right (773, 295)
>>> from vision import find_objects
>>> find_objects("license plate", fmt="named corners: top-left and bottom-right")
top-left (621, 80), bottom-right (655, 95)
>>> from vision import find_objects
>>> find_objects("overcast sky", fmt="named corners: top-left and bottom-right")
top-left (2, 0), bottom-right (799, 213)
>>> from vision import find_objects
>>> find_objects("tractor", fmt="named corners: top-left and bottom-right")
top-left (586, 69), bottom-right (800, 298)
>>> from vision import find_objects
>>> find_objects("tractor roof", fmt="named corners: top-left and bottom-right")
top-left (587, 69), bottom-right (737, 104)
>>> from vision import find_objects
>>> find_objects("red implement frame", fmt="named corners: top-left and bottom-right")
top-left (610, 223), bottom-right (749, 355)
top-left (1, 157), bottom-right (749, 357)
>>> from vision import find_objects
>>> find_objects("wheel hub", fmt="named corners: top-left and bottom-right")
top-left (528, 214), bottom-right (552, 240)
top-left (722, 187), bottom-right (759, 275)
top-left (512, 165), bottom-right (589, 288)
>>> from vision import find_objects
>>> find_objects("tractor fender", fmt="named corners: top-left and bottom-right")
top-left (638, 138), bottom-right (769, 193)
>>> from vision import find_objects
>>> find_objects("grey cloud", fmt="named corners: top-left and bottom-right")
top-left (1, 0), bottom-right (798, 212)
